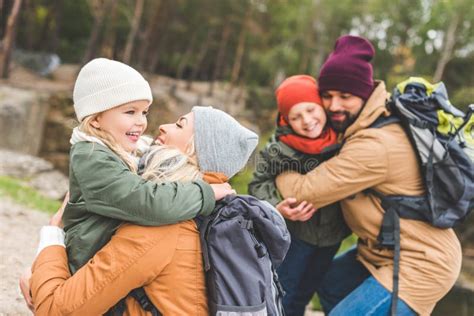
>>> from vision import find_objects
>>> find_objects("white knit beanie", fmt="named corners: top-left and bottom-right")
top-left (73, 58), bottom-right (153, 122)
top-left (192, 106), bottom-right (259, 179)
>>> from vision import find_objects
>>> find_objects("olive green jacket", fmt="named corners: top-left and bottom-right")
top-left (248, 134), bottom-right (350, 246)
top-left (63, 142), bottom-right (215, 273)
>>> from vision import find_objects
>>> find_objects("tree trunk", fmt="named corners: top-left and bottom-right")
top-left (137, 0), bottom-right (162, 70)
top-left (208, 21), bottom-right (231, 96)
top-left (230, 8), bottom-right (250, 87)
top-left (81, 0), bottom-right (115, 65)
top-left (186, 30), bottom-right (214, 90)
top-left (22, 0), bottom-right (35, 50)
top-left (176, 32), bottom-right (197, 80)
top-left (0, 0), bottom-right (22, 79)
top-left (101, 0), bottom-right (118, 59)
top-left (123, 0), bottom-right (144, 64)
top-left (433, 13), bottom-right (460, 82)
top-left (145, 1), bottom-right (173, 73)
top-left (50, 0), bottom-right (63, 53)
top-left (36, 4), bottom-right (54, 50)
top-left (147, 30), bottom-right (170, 74)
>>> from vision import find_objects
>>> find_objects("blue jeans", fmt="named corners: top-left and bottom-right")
top-left (277, 235), bottom-right (340, 316)
top-left (319, 246), bottom-right (416, 316)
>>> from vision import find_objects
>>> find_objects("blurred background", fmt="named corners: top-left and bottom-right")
top-left (0, 0), bottom-right (473, 314)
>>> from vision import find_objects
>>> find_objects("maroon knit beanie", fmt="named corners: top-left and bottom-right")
top-left (318, 35), bottom-right (375, 100)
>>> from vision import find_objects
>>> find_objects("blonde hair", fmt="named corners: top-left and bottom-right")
top-left (79, 115), bottom-right (138, 172)
top-left (141, 143), bottom-right (202, 183)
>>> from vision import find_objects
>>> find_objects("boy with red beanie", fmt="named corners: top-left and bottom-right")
top-left (275, 35), bottom-right (461, 316)
top-left (248, 75), bottom-right (350, 316)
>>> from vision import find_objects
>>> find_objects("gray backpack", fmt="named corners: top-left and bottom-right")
top-left (198, 194), bottom-right (291, 316)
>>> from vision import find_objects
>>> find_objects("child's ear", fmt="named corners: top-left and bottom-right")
top-left (90, 117), bottom-right (101, 129)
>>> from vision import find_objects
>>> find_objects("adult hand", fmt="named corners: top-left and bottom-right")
top-left (49, 191), bottom-right (69, 227)
top-left (276, 197), bottom-right (317, 221)
top-left (19, 268), bottom-right (34, 312)
top-left (210, 183), bottom-right (236, 200)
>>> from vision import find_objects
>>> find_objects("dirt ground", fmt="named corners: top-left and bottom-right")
top-left (0, 197), bottom-right (49, 315)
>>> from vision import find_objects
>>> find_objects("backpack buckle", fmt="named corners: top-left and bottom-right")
top-left (377, 231), bottom-right (396, 250)
top-left (138, 296), bottom-right (152, 311)
top-left (240, 219), bottom-right (253, 230)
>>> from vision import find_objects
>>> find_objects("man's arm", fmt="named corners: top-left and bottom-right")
top-left (276, 132), bottom-right (388, 209)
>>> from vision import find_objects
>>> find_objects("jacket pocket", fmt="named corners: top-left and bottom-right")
top-left (212, 301), bottom-right (267, 316)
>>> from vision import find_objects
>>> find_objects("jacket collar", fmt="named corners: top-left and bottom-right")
top-left (203, 172), bottom-right (228, 184)
top-left (343, 81), bottom-right (391, 140)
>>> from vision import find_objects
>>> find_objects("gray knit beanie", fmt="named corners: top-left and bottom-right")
top-left (73, 58), bottom-right (153, 122)
top-left (192, 106), bottom-right (258, 178)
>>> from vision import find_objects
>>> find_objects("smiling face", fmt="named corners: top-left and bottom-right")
top-left (320, 90), bottom-right (365, 133)
top-left (156, 112), bottom-right (195, 153)
top-left (91, 100), bottom-right (149, 153)
top-left (287, 102), bottom-right (327, 139)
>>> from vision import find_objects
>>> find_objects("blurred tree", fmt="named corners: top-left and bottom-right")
top-left (123, 0), bottom-right (144, 64)
top-left (82, 0), bottom-right (116, 65)
top-left (0, 0), bottom-right (22, 78)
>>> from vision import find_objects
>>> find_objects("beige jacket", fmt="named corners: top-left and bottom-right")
top-left (276, 82), bottom-right (462, 315)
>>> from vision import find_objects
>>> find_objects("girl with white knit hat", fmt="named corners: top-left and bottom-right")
top-left (24, 58), bottom-right (259, 315)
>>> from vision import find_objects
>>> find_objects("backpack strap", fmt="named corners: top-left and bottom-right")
top-left (130, 288), bottom-right (162, 316)
top-left (367, 189), bottom-right (401, 316)
top-left (369, 115), bottom-right (400, 129)
top-left (105, 297), bottom-right (127, 316)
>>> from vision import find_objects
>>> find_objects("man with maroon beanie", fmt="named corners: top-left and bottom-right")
top-left (276, 35), bottom-right (461, 315)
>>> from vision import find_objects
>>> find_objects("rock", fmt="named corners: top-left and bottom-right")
top-left (0, 149), bottom-right (53, 177)
top-left (0, 149), bottom-right (68, 200)
top-left (0, 86), bottom-right (49, 156)
top-left (29, 170), bottom-right (68, 200)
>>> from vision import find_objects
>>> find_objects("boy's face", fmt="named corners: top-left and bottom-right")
top-left (156, 112), bottom-right (194, 153)
top-left (287, 102), bottom-right (326, 139)
top-left (92, 100), bottom-right (149, 153)
top-left (320, 90), bottom-right (364, 133)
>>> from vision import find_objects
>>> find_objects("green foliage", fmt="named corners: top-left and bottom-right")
top-left (451, 87), bottom-right (474, 112)
top-left (12, 0), bottom-right (473, 100)
top-left (230, 168), bottom-right (254, 195)
top-left (0, 176), bottom-right (60, 214)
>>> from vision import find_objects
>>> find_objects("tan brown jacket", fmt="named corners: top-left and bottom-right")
top-left (30, 173), bottom-right (228, 315)
top-left (276, 82), bottom-right (462, 315)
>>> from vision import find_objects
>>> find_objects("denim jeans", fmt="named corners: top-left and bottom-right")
top-left (319, 246), bottom-right (416, 316)
top-left (276, 234), bottom-right (340, 316)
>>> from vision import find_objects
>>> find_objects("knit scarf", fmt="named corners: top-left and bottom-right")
top-left (276, 114), bottom-right (337, 155)
top-left (69, 127), bottom-right (152, 165)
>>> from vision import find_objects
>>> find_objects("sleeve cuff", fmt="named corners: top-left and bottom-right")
top-left (194, 180), bottom-right (216, 216)
top-left (36, 226), bottom-right (66, 256)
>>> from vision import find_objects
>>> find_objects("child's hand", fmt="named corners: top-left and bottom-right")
top-left (276, 197), bottom-right (317, 221)
top-left (211, 183), bottom-right (236, 200)
top-left (49, 191), bottom-right (69, 227)
top-left (19, 268), bottom-right (34, 312)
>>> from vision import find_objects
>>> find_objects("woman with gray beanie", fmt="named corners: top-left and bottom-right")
top-left (27, 106), bottom-right (259, 315)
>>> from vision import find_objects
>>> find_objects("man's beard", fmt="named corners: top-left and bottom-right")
top-left (328, 111), bottom-right (358, 133)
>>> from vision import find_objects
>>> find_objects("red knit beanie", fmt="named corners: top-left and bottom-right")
top-left (318, 35), bottom-right (375, 100)
top-left (276, 75), bottom-right (322, 119)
